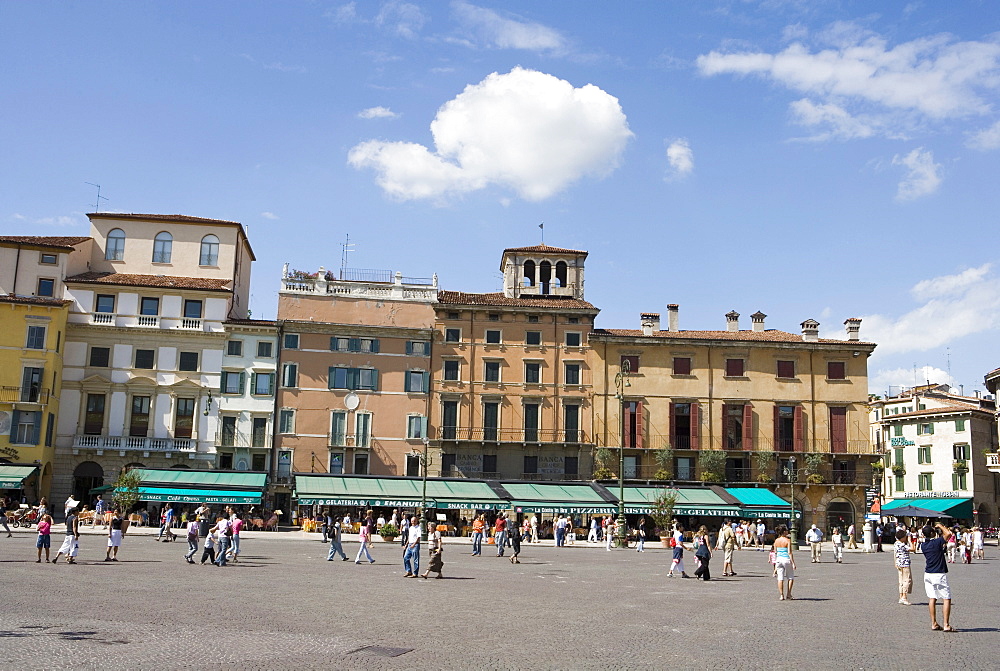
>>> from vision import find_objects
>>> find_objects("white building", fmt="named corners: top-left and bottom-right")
top-left (870, 384), bottom-right (998, 525)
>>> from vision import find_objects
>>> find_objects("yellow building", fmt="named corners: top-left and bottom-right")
top-left (590, 309), bottom-right (877, 530)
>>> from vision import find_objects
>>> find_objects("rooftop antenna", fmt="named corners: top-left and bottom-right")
top-left (85, 182), bottom-right (108, 212)
top-left (946, 347), bottom-right (952, 382)
top-left (340, 234), bottom-right (355, 280)
top-left (539, 221), bottom-right (544, 245)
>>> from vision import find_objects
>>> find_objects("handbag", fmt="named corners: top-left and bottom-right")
top-left (695, 539), bottom-right (711, 560)
top-left (768, 551), bottom-right (776, 564)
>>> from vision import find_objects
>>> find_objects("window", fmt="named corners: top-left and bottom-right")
top-left (252, 453), bottom-right (266, 471)
top-left (200, 234), bottom-right (220, 266)
top-left (483, 402), bottom-right (499, 441)
top-left (953, 472), bottom-right (967, 490)
top-left (252, 372), bottom-right (275, 395)
top-left (183, 300), bottom-right (203, 319)
top-left (12, 410), bottom-right (40, 445)
top-left (36, 278), bottom-right (54, 297)
top-left (442, 400), bottom-right (458, 440)
top-left (406, 454), bottom-right (421, 476)
top-left (278, 409), bottom-right (295, 434)
top-left (405, 370), bottom-right (429, 393)
top-left (776, 360), bottom-right (795, 378)
top-left (152, 232), bottom-right (172, 263)
top-left (95, 294), bottom-right (115, 313)
top-left (564, 363), bottom-right (580, 385)
top-left (565, 456), bottom-right (579, 476)
top-left (829, 406), bottom-right (847, 454)
top-left (955, 419), bottom-right (966, 432)
top-left (488, 313), bottom-right (500, 321)
top-left (331, 337), bottom-right (349, 351)
top-left (953, 444), bottom-right (970, 460)
top-left (281, 363), bottom-right (298, 388)
top-left (257, 341), bottom-right (273, 358)
top-left (523, 455), bottom-right (538, 474)
top-left (620, 355), bottom-right (639, 373)
top-left (918, 403), bottom-right (926, 410)
top-left (917, 446), bottom-right (931, 464)
top-left (565, 332), bottom-right (582, 347)
top-left (895, 474), bottom-right (905, 491)
top-left (407, 415), bottom-right (427, 440)
top-left (134, 349), bottom-right (154, 369)
top-left (106, 229), bottom-right (125, 260)
top-left (140, 297), bottom-right (159, 316)
top-left (227, 340), bottom-right (243, 356)
top-left (283, 333), bottom-right (299, 349)
top-left (527, 315), bottom-right (539, 323)
top-left (20, 367), bottom-right (42, 402)
top-left (918, 423), bottom-right (934, 435)
top-left (564, 404), bottom-right (580, 442)
top-left (178, 352), bottom-right (199, 372)
top-left (443, 360), bottom-right (460, 381)
top-left (84, 394), bottom-right (106, 434)
top-left (221, 371), bottom-right (245, 395)
top-left (524, 362), bottom-right (541, 384)
top-left (330, 411), bottom-right (347, 446)
top-left (567, 317), bottom-right (579, 324)
top-left (40, 253), bottom-right (57, 265)
top-left (623, 400), bottom-right (643, 448)
top-left (219, 452), bottom-right (234, 469)
top-left (673, 357), bottom-right (692, 375)
top-left (355, 413), bottom-right (372, 448)
top-left (45, 413), bottom-right (55, 447)
top-left (175, 398), bottom-right (195, 438)
top-left (918, 472), bottom-right (933, 491)
top-left (523, 403), bottom-right (540, 442)
top-left (893, 425), bottom-right (903, 437)
top-left (129, 396), bottom-right (151, 437)
top-left (89, 346), bottom-right (110, 367)
top-left (25, 325), bottom-right (46, 350)
top-left (353, 452), bottom-right (369, 475)
top-left (827, 361), bottom-right (846, 380)
top-left (445, 328), bottom-right (461, 343)
top-left (484, 361), bottom-right (501, 382)
top-left (485, 330), bottom-right (502, 344)
top-left (525, 331), bottom-right (542, 346)
top-left (330, 337), bottom-right (380, 353)
top-left (894, 448), bottom-right (904, 467)
top-left (329, 452), bottom-right (344, 475)
top-left (447, 311), bottom-right (460, 320)
top-left (483, 454), bottom-right (497, 474)
top-left (406, 341), bottom-right (429, 356)
top-left (774, 405), bottom-right (801, 451)
top-left (725, 358), bottom-right (745, 376)
top-left (328, 367), bottom-right (379, 391)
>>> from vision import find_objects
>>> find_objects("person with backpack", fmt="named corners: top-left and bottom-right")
top-left (667, 524), bottom-right (690, 578)
top-left (327, 513), bottom-right (348, 561)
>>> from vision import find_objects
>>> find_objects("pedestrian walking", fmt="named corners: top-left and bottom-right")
top-left (327, 514), bottom-right (348, 561)
top-left (400, 515), bottom-right (410, 548)
top-left (421, 522), bottom-right (444, 579)
top-left (921, 523), bottom-right (956, 632)
top-left (1, 496), bottom-right (12, 537)
top-left (894, 529), bottom-right (912, 605)
top-left (972, 527), bottom-right (984, 560)
top-left (772, 524), bottom-right (796, 600)
top-left (875, 524), bottom-right (884, 552)
top-left (831, 527), bottom-right (844, 563)
top-left (605, 517), bottom-right (616, 551)
top-left (494, 513), bottom-right (508, 557)
top-left (720, 520), bottom-right (737, 576)
top-left (693, 526), bottom-right (713, 581)
top-left (403, 516), bottom-right (420, 576)
top-left (200, 529), bottom-right (217, 565)
top-left (471, 514), bottom-right (484, 556)
top-left (54, 507), bottom-right (80, 564)
top-left (105, 510), bottom-right (124, 561)
top-left (321, 510), bottom-right (332, 543)
top-left (509, 521), bottom-right (521, 564)
top-left (806, 524), bottom-right (824, 562)
top-left (667, 525), bottom-right (689, 578)
top-left (229, 512), bottom-right (243, 562)
top-left (530, 514), bottom-right (538, 543)
top-left (93, 495), bottom-right (105, 527)
top-left (847, 522), bottom-right (858, 549)
top-left (756, 520), bottom-right (766, 551)
top-left (355, 511), bottom-right (376, 565)
top-left (213, 513), bottom-right (232, 566)
top-left (184, 517), bottom-right (200, 563)
top-left (554, 514), bottom-right (567, 547)
top-left (157, 503), bottom-right (176, 542)
top-left (636, 517), bottom-right (646, 552)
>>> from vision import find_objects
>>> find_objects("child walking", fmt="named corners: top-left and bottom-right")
top-left (894, 529), bottom-right (912, 605)
top-left (200, 529), bottom-right (217, 565)
top-left (831, 527), bottom-right (844, 563)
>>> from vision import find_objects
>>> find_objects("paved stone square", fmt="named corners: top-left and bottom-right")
top-left (1, 527), bottom-right (997, 670)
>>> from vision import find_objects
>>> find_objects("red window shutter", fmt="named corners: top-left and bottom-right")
top-left (721, 402), bottom-right (729, 436)
top-left (622, 402), bottom-right (632, 448)
top-left (830, 407), bottom-right (847, 453)
top-left (669, 402), bottom-right (676, 445)
top-left (690, 402), bottom-right (700, 449)
top-left (743, 403), bottom-right (754, 450)
top-left (635, 401), bottom-right (644, 450)
top-left (793, 406), bottom-right (804, 452)
top-left (773, 405), bottom-right (780, 450)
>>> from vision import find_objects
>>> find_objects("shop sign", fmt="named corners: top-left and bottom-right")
top-left (900, 491), bottom-right (962, 498)
top-left (890, 437), bottom-right (914, 446)
top-left (538, 455), bottom-right (564, 475)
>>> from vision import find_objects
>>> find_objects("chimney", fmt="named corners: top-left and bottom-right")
top-left (667, 304), bottom-right (679, 332)
top-left (801, 319), bottom-right (820, 342)
top-left (640, 312), bottom-right (660, 336)
top-left (844, 317), bottom-right (862, 341)
top-left (726, 310), bottom-right (740, 332)
top-left (751, 311), bottom-right (766, 332)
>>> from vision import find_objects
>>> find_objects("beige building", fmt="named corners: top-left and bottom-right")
top-left (429, 245), bottom-right (599, 480)
top-left (589, 309), bottom-right (877, 530)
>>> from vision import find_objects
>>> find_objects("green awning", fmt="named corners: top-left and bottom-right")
top-left (622, 486), bottom-right (739, 517)
top-left (725, 487), bottom-right (795, 517)
top-left (133, 469), bottom-right (266, 490)
top-left (503, 482), bottom-right (615, 513)
top-left (133, 487), bottom-right (262, 505)
top-left (294, 475), bottom-right (507, 510)
top-left (883, 498), bottom-right (973, 519)
top-left (0, 465), bottom-right (38, 488)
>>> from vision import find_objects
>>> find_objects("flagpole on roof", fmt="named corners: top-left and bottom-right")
top-left (539, 221), bottom-right (544, 244)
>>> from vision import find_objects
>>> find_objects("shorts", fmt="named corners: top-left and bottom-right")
top-left (774, 560), bottom-right (793, 582)
top-left (897, 566), bottom-right (912, 594)
top-left (36, 535), bottom-right (51, 549)
top-left (924, 573), bottom-right (951, 600)
top-left (108, 530), bottom-right (123, 547)
top-left (672, 547), bottom-right (684, 561)
top-left (724, 546), bottom-right (735, 564)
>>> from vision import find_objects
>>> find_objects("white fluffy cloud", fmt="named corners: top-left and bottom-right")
top-left (892, 147), bottom-right (942, 201)
top-left (452, 2), bottom-right (566, 52)
top-left (348, 67), bottom-right (632, 201)
top-left (967, 119), bottom-right (1000, 150)
top-left (260, 212), bottom-right (278, 220)
top-left (358, 106), bottom-right (400, 119)
top-left (870, 366), bottom-right (954, 396)
top-left (861, 264), bottom-right (1000, 355)
top-left (665, 138), bottom-right (693, 179)
top-left (375, 1), bottom-right (426, 39)
top-left (789, 99), bottom-right (876, 141)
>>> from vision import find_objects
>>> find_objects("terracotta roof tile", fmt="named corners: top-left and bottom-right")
top-left (880, 402), bottom-right (993, 420)
top-left (0, 235), bottom-right (91, 250)
top-left (591, 328), bottom-right (875, 346)
top-left (87, 212), bottom-right (241, 226)
top-left (225, 318), bottom-right (278, 326)
top-left (437, 290), bottom-right (597, 310)
top-left (502, 244), bottom-right (588, 256)
top-left (65, 272), bottom-right (232, 292)
top-left (0, 295), bottom-right (71, 307)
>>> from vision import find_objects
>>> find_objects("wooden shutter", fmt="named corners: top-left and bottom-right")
top-left (422, 372), bottom-right (430, 393)
top-left (635, 401), bottom-right (644, 449)
top-left (31, 412), bottom-right (41, 445)
top-left (371, 369), bottom-right (379, 391)
top-left (239, 372), bottom-right (246, 395)
top-left (250, 372), bottom-right (257, 395)
top-left (690, 402), bottom-right (700, 449)
top-left (10, 410), bottom-right (19, 440)
top-left (371, 339), bottom-right (380, 353)
top-left (773, 405), bottom-right (780, 450)
top-left (793, 406), bottom-right (804, 452)
top-left (622, 403), bottom-right (632, 447)
top-left (830, 407), bottom-right (847, 453)
top-left (669, 402), bottom-right (676, 446)
top-left (266, 373), bottom-right (274, 396)
top-left (742, 403), bottom-right (754, 450)
top-left (348, 337), bottom-right (361, 352)
top-left (405, 341), bottom-right (413, 355)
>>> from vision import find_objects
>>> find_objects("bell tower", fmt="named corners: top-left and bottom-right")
top-left (500, 244), bottom-right (588, 300)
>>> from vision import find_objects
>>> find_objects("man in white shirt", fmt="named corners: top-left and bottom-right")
top-left (806, 524), bottom-right (824, 563)
top-left (756, 521), bottom-right (766, 551)
top-left (403, 516), bottom-right (421, 577)
top-left (847, 523), bottom-right (858, 549)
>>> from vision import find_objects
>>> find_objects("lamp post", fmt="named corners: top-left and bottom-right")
top-left (784, 455), bottom-right (798, 545)
top-left (420, 435), bottom-right (430, 540)
top-left (614, 358), bottom-right (631, 547)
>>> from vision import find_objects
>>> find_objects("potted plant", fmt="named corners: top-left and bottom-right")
top-left (592, 448), bottom-right (616, 480)
top-left (806, 472), bottom-right (825, 484)
top-left (654, 446), bottom-right (674, 480)
top-left (592, 467), bottom-right (616, 480)
top-left (871, 460), bottom-right (885, 473)
top-left (111, 467), bottom-right (143, 536)
top-left (952, 459), bottom-right (968, 472)
top-left (649, 488), bottom-right (678, 547)
top-left (891, 464), bottom-right (906, 476)
top-left (698, 449), bottom-right (726, 483)
top-left (754, 450), bottom-right (775, 483)
top-left (653, 468), bottom-right (672, 480)
top-left (378, 523), bottom-right (399, 542)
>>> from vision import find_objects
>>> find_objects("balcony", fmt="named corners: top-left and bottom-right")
top-left (328, 433), bottom-right (372, 449)
top-left (91, 312), bottom-right (116, 325)
top-left (137, 316), bottom-right (159, 327)
top-left (987, 453), bottom-right (1000, 472)
top-left (280, 266), bottom-right (439, 303)
top-left (436, 427), bottom-right (590, 444)
top-left (443, 467), bottom-right (501, 479)
top-left (215, 431), bottom-right (272, 449)
top-left (0, 386), bottom-right (50, 405)
top-left (73, 434), bottom-right (196, 453)
top-left (180, 318), bottom-right (202, 330)
top-left (594, 433), bottom-right (874, 454)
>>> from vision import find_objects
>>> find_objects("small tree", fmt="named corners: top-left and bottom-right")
top-left (593, 447), bottom-right (616, 480)
top-left (653, 446), bottom-right (674, 480)
top-left (754, 450), bottom-right (775, 483)
top-left (699, 450), bottom-right (726, 483)
top-left (805, 453), bottom-right (826, 484)
top-left (112, 468), bottom-right (143, 515)
top-left (649, 487), bottom-right (678, 539)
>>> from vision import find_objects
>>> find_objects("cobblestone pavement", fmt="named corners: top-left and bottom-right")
top-left (1, 529), bottom-right (997, 670)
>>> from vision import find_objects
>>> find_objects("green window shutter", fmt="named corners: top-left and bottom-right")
top-left (348, 338), bottom-right (361, 352)
top-left (404, 371), bottom-right (412, 393)
top-left (371, 369), bottom-right (379, 391)
top-left (267, 374), bottom-right (274, 396)
top-left (250, 372), bottom-right (257, 395)
top-left (371, 339), bottom-right (380, 353)
top-left (405, 341), bottom-right (413, 355)
top-left (31, 412), bottom-right (41, 445)
top-left (220, 374), bottom-right (226, 393)
top-left (347, 368), bottom-right (360, 390)
top-left (420, 416), bottom-right (428, 438)
top-left (10, 410), bottom-right (19, 440)
top-left (330, 337), bottom-right (337, 351)
top-left (928, 423), bottom-right (934, 434)
top-left (328, 367), bottom-right (335, 389)
top-left (239, 372), bottom-right (246, 395)
top-left (422, 372), bottom-right (429, 393)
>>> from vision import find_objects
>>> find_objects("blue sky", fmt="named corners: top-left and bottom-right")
top-left (3, 1), bottom-right (1000, 395)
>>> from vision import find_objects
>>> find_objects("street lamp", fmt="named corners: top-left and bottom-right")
top-left (614, 358), bottom-right (631, 547)
top-left (420, 435), bottom-right (430, 540)
top-left (783, 455), bottom-right (798, 544)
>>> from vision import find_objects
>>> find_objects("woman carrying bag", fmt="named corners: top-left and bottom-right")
top-left (693, 525), bottom-right (713, 581)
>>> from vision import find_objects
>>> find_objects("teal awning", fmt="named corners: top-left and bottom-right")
top-left (294, 475), bottom-right (507, 510)
top-left (883, 498), bottom-right (973, 519)
top-left (503, 482), bottom-right (615, 513)
top-left (132, 487), bottom-right (262, 505)
top-left (621, 486), bottom-right (739, 517)
top-left (724, 487), bottom-right (795, 518)
top-left (0, 465), bottom-right (38, 488)
top-left (110, 469), bottom-right (266, 505)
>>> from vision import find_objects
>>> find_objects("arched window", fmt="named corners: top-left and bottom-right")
top-left (170, 463), bottom-right (191, 469)
top-left (106, 229), bottom-right (126, 261)
top-left (555, 261), bottom-right (568, 288)
top-left (123, 462), bottom-right (145, 472)
top-left (153, 232), bottom-right (172, 263)
top-left (73, 461), bottom-right (104, 503)
top-left (522, 260), bottom-right (536, 287)
top-left (200, 234), bottom-right (220, 266)
top-left (539, 261), bottom-right (552, 294)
